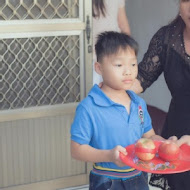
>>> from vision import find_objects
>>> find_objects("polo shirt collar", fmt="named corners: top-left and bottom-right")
top-left (127, 90), bottom-right (139, 104)
top-left (89, 85), bottom-right (139, 107)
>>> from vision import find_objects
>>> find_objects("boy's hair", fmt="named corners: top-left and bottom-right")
top-left (95, 31), bottom-right (138, 62)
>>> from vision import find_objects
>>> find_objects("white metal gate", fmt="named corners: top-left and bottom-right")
top-left (0, 0), bottom-right (92, 189)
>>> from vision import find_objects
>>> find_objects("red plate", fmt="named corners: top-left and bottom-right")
top-left (120, 141), bottom-right (190, 174)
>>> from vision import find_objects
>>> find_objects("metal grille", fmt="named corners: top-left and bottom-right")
top-left (0, 35), bottom-right (80, 110)
top-left (0, 0), bottom-right (79, 20)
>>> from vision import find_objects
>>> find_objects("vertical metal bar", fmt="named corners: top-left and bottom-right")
top-left (80, 31), bottom-right (85, 100)
top-left (84, 0), bottom-right (92, 97)
top-left (79, 0), bottom-right (84, 22)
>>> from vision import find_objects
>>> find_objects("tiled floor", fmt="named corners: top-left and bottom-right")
top-left (62, 175), bottom-right (160, 190)
top-left (62, 185), bottom-right (89, 190)
top-left (62, 184), bottom-right (160, 190)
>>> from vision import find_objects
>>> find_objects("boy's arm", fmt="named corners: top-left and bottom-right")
top-left (71, 140), bottom-right (111, 162)
top-left (71, 140), bottom-right (127, 167)
top-left (143, 129), bottom-right (165, 141)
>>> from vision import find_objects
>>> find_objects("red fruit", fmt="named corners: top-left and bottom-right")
top-left (135, 138), bottom-right (156, 161)
top-left (158, 141), bottom-right (180, 161)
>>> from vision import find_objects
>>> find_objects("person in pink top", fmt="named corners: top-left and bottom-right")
top-left (92, 0), bottom-right (131, 85)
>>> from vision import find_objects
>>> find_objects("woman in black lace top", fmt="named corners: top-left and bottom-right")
top-left (132, 0), bottom-right (190, 189)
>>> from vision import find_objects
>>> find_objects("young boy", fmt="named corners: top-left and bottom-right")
top-left (70, 31), bottom-right (162, 190)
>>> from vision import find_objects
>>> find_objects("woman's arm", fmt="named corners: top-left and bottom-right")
top-left (131, 27), bottom-right (167, 94)
top-left (118, 6), bottom-right (131, 35)
top-left (137, 27), bottom-right (167, 93)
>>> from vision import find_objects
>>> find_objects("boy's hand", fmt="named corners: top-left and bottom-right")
top-left (110, 145), bottom-right (127, 167)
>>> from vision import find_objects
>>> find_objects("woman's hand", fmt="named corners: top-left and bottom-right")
top-left (176, 135), bottom-right (190, 147)
top-left (168, 136), bottom-right (178, 141)
top-left (98, 82), bottom-right (103, 88)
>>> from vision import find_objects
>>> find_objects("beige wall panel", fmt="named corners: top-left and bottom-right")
top-left (0, 114), bottom-right (86, 188)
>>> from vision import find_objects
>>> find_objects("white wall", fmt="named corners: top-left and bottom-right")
top-left (126, 0), bottom-right (178, 112)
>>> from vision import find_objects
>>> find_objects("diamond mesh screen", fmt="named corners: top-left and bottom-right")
top-left (0, 35), bottom-right (80, 110)
top-left (0, 0), bottom-right (79, 20)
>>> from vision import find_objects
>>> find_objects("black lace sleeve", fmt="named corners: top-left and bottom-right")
top-left (137, 26), bottom-right (167, 91)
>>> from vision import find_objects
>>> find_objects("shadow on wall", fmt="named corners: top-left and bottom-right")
top-left (147, 105), bottom-right (167, 136)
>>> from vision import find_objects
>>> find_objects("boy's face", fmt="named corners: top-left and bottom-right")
top-left (95, 48), bottom-right (138, 91)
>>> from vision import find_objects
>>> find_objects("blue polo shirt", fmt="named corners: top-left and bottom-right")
top-left (71, 85), bottom-right (152, 174)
